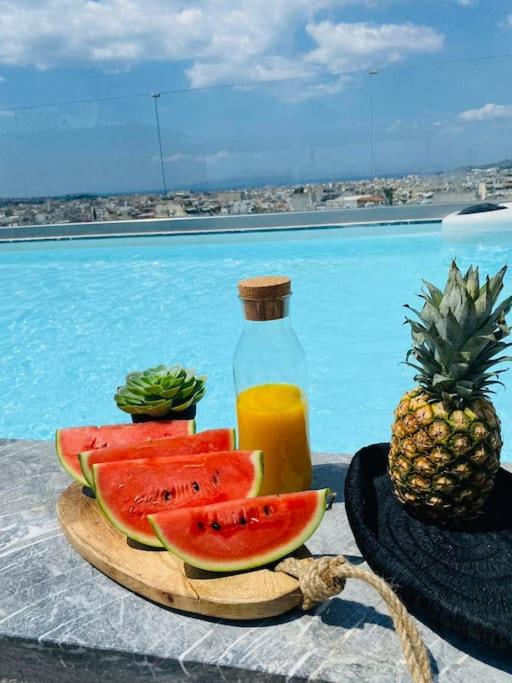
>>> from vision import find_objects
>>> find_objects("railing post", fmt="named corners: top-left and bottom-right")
top-left (368, 70), bottom-right (378, 180)
top-left (152, 92), bottom-right (170, 217)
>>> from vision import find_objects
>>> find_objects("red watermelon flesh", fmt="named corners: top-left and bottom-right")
top-left (56, 419), bottom-right (195, 486)
top-left (149, 489), bottom-right (328, 572)
top-left (94, 450), bottom-right (263, 547)
top-left (79, 428), bottom-right (235, 489)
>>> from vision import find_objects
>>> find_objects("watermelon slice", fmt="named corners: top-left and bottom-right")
top-left (79, 428), bottom-right (235, 489)
top-left (148, 489), bottom-right (328, 572)
top-left (56, 420), bottom-right (195, 486)
top-left (94, 450), bottom-right (263, 547)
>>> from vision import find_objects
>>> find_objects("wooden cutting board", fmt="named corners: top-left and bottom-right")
top-left (57, 483), bottom-right (306, 620)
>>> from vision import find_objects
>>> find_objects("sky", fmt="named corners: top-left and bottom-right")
top-left (1, 0), bottom-right (512, 197)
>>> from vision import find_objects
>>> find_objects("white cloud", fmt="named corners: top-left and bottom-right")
top-left (459, 103), bottom-right (512, 122)
top-left (384, 117), bottom-right (464, 137)
top-left (0, 0), bottom-right (328, 70)
top-left (160, 149), bottom-right (268, 164)
top-left (440, 124), bottom-right (463, 135)
top-left (276, 76), bottom-right (349, 103)
top-left (387, 118), bottom-right (404, 132)
top-left (162, 150), bottom-right (235, 164)
top-left (0, 1), bottom-right (444, 102)
top-left (305, 21), bottom-right (444, 73)
top-left (186, 56), bottom-right (314, 89)
top-left (163, 153), bottom-right (194, 163)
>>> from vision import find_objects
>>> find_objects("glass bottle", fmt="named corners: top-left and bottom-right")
top-left (233, 276), bottom-right (312, 495)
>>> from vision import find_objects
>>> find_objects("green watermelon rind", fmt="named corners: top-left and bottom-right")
top-left (79, 451), bottom-right (98, 489)
top-left (148, 488), bottom-right (328, 573)
top-left (92, 450), bottom-right (264, 548)
top-left (227, 427), bottom-right (236, 450)
top-left (55, 430), bottom-right (88, 487)
top-left (79, 427), bottom-right (237, 489)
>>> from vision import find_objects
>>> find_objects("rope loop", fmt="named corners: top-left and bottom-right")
top-left (277, 555), bottom-right (347, 610)
top-left (276, 555), bottom-right (432, 683)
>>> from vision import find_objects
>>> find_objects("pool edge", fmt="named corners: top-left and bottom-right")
top-left (0, 217), bottom-right (442, 244)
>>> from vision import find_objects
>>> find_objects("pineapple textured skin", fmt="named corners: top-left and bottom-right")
top-left (390, 388), bottom-right (501, 520)
top-left (390, 262), bottom-right (512, 521)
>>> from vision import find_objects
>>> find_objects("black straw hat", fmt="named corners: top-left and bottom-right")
top-left (345, 443), bottom-right (512, 653)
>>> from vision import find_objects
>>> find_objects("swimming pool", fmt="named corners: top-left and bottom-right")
top-left (2, 222), bottom-right (512, 460)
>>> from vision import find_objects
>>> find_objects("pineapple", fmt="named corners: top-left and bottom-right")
top-left (389, 262), bottom-right (512, 521)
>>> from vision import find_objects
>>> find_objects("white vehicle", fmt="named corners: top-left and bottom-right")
top-left (442, 202), bottom-right (512, 234)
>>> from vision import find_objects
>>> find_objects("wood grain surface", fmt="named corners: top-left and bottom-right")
top-left (57, 483), bottom-right (306, 620)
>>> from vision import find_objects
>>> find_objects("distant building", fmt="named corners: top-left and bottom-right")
top-left (356, 195), bottom-right (385, 207)
top-left (289, 187), bottom-right (311, 212)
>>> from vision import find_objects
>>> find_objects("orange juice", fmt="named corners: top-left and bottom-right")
top-left (237, 383), bottom-right (312, 495)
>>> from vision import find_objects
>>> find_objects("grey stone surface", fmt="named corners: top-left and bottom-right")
top-left (0, 438), bottom-right (511, 682)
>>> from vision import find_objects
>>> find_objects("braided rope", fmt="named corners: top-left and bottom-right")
top-left (276, 555), bottom-right (432, 683)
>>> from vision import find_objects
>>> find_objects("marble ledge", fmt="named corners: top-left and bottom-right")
top-left (0, 438), bottom-right (511, 682)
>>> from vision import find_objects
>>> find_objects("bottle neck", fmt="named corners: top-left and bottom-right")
top-left (242, 314), bottom-right (292, 334)
top-left (240, 292), bottom-right (290, 322)
top-left (234, 306), bottom-right (307, 394)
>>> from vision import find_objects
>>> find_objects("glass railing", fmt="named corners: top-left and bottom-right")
top-left (2, 54), bottom-right (512, 229)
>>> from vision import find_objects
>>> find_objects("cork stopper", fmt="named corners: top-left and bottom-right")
top-left (238, 275), bottom-right (291, 321)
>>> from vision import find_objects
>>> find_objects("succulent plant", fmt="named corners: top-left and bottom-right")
top-left (115, 365), bottom-right (206, 417)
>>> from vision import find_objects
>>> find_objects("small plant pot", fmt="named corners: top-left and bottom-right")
top-left (131, 404), bottom-right (197, 423)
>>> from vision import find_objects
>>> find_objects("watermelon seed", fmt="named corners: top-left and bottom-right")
top-left (192, 481), bottom-right (200, 492)
top-left (162, 489), bottom-right (173, 501)
top-left (263, 505), bottom-right (271, 516)
top-left (239, 516), bottom-right (247, 525)
top-left (211, 521), bottom-right (221, 530)
top-left (127, 505), bottom-right (144, 518)
top-left (212, 473), bottom-right (219, 486)
top-left (197, 521), bottom-right (205, 531)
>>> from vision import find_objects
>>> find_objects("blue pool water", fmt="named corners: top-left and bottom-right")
top-left (2, 223), bottom-right (512, 460)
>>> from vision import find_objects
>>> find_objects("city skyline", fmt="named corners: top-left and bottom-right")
top-left (3, 163), bottom-right (512, 228)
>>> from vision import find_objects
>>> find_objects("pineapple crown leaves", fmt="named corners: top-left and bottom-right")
top-left (114, 364), bottom-right (206, 417)
top-left (404, 261), bottom-right (512, 405)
